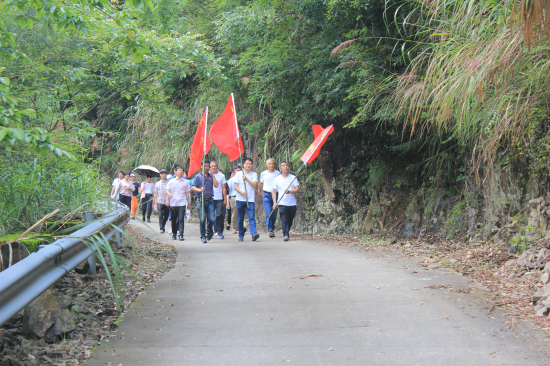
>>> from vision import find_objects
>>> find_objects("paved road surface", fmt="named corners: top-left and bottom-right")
top-left (87, 218), bottom-right (549, 365)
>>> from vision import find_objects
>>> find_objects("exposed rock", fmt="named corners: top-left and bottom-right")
top-left (533, 289), bottom-right (546, 304)
top-left (536, 307), bottom-right (550, 317)
top-left (540, 273), bottom-right (550, 285)
top-left (22, 289), bottom-right (75, 342)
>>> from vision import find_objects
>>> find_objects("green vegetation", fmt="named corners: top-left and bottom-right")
top-left (2, 0), bottom-right (549, 242)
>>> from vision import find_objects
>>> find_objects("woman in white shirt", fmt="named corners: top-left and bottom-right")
top-left (118, 172), bottom-right (133, 209)
top-left (140, 176), bottom-right (154, 222)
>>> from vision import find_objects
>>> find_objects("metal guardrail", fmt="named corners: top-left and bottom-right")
top-left (0, 204), bottom-right (130, 325)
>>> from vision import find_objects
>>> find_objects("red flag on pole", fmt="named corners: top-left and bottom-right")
top-left (300, 124), bottom-right (334, 164)
top-left (209, 93), bottom-right (245, 162)
top-left (188, 108), bottom-right (211, 177)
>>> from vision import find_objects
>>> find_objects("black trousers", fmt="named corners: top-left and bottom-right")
top-left (120, 195), bottom-right (132, 209)
top-left (226, 205), bottom-right (232, 226)
top-left (171, 206), bottom-right (186, 236)
top-left (142, 194), bottom-right (153, 219)
top-left (278, 205), bottom-right (297, 237)
top-left (214, 199), bottom-right (225, 235)
top-left (158, 203), bottom-right (170, 230)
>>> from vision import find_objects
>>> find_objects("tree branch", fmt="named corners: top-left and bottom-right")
top-left (73, 72), bottom-right (155, 122)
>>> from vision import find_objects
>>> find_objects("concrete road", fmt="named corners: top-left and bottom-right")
top-left (87, 218), bottom-right (549, 366)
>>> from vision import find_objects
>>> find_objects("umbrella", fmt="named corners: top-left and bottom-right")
top-left (133, 165), bottom-right (160, 177)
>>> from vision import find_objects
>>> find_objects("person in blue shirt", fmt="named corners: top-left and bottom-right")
top-left (192, 160), bottom-right (219, 243)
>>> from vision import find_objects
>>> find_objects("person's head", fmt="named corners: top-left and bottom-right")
top-left (210, 160), bottom-right (219, 174)
top-left (266, 158), bottom-right (275, 172)
top-left (146, 175), bottom-right (152, 182)
top-left (130, 173), bottom-right (136, 182)
top-left (203, 160), bottom-right (211, 175)
top-left (174, 165), bottom-right (184, 178)
top-left (123, 171), bottom-right (130, 180)
top-left (118, 171), bottom-right (124, 180)
top-left (160, 169), bottom-right (167, 180)
top-left (234, 165), bottom-right (242, 173)
top-left (279, 161), bottom-right (289, 174)
top-left (243, 158), bottom-right (253, 172)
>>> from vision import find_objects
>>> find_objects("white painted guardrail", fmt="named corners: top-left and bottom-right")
top-left (0, 203), bottom-right (130, 325)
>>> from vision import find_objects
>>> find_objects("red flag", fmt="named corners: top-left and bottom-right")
top-left (209, 93), bottom-right (244, 162)
top-left (188, 108), bottom-right (211, 177)
top-left (300, 124), bottom-right (334, 164)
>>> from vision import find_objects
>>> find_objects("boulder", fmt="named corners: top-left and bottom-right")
top-left (533, 289), bottom-right (546, 304)
top-left (540, 273), bottom-right (550, 285)
top-left (22, 289), bottom-right (75, 342)
top-left (536, 307), bottom-right (550, 317)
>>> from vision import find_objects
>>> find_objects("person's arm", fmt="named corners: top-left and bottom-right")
top-left (153, 185), bottom-right (158, 210)
top-left (286, 185), bottom-right (300, 194)
top-left (234, 182), bottom-right (246, 196)
top-left (185, 191), bottom-right (190, 207)
top-left (272, 188), bottom-right (278, 209)
top-left (243, 174), bottom-right (258, 189)
top-left (212, 173), bottom-right (219, 189)
top-left (191, 176), bottom-right (205, 192)
top-left (110, 182), bottom-right (115, 196)
top-left (166, 182), bottom-right (173, 199)
top-left (222, 182), bottom-right (227, 206)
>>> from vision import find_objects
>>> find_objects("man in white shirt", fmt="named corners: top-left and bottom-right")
top-left (234, 158), bottom-right (260, 242)
top-left (227, 166), bottom-right (245, 234)
top-left (210, 161), bottom-right (227, 239)
top-left (166, 165), bottom-right (191, 241)
top-left (272, 161), bottom-right (300, 241)
top-left (259, 158), bottom-right (281, 238)
top-left (110, 171), bottom-right (124, 201)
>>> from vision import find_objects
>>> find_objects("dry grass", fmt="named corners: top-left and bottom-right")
top-left (373, 0), bottom-right (550, 170)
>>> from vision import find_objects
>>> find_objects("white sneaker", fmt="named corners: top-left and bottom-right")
top-left (168, 229), bottom-right (172, 234)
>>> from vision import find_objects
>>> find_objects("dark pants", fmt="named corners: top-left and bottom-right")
top-left (213, 199), bottom-right (225, 235)
top-left (158, 203), bottom-right (170, 230)
top-left (197, 198), bottom-right (215, 238)
top-left (278, 205), bottom-right (297, 237)
top-left (120, 195), bottom-right (132, 209)
top-left (170, 206), bottom-right (186, 236)
top-left (142, 194), bottom-right (153, 219)
top-left (263, 192), bottom-right (278, 231)
top-left (226, 205), bottom-right (232, 226)
top-left (237, 201), bottom-right (256, 237)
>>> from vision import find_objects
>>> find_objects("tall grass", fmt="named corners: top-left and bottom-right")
top-left (361, 0), bottom-right (550, 170)
top-left (0, 155), bottom-right (107, 236)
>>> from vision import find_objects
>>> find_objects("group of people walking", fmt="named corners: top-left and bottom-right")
top-left (110, 172), bottom-right (161, 223)
top-left (111, 158), bottom-right (300, 243)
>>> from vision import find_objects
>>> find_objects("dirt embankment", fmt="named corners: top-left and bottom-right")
top-left (0, 226), bottom-right (176, 366)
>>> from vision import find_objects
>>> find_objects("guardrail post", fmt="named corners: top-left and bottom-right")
top-left (115, 230), bottom-right (122, 244)
top-left (83, 211), bottom-right (97, 275)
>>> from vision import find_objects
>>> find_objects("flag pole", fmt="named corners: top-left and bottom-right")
top-left (267, 125), bottom-right (332, 221)
top-left (201, 107), bottom-right (208, 236)
top-left (232, 93), bottom-right (248, 209)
